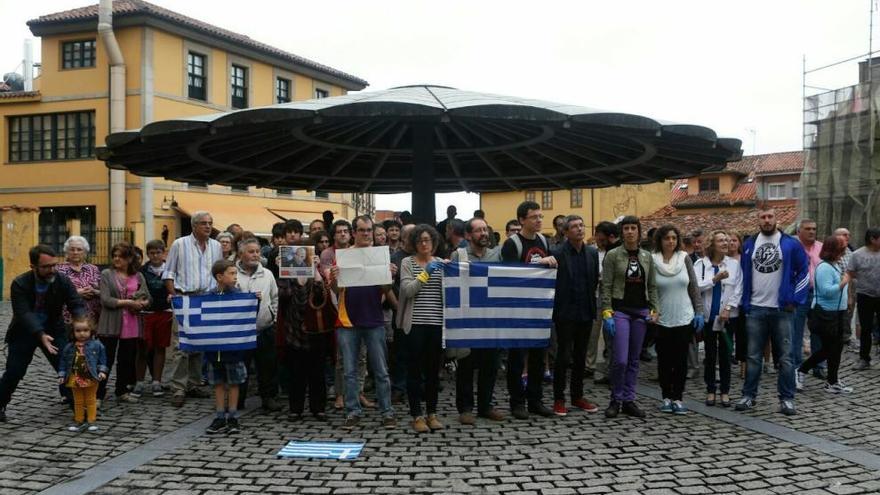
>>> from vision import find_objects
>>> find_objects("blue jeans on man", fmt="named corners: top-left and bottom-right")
top-left (791, 289), bottom-right (824, 372)
top-left (337, 326), bottom-right (393, 418)
top-left (742, 306), bottom-right (796, 401)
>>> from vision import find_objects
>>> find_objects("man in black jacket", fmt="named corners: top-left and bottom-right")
top-left (551, 215), bottom-right (600, 416)
top-left (0, 245), bottom-right (85, 421)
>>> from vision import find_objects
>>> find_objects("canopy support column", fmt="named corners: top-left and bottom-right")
top-left (412, 123), bottom-right (436, 225)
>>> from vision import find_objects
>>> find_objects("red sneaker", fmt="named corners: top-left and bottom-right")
top-left (553, 400), bottom-right (568, 416)
top-left (572, 398), bottom-right (599, 413)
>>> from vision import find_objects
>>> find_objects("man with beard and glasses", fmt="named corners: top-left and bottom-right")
top-left (736, 207), bottom-right (808, 416)
top-left (451, 217), bottom-right (505, 424)
top-left (1, 245), bottom-right (84, 421)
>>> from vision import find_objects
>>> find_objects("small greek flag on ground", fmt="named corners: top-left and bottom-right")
top-left (277, 440), bottom-right (365, 460)
top-left (443, 262), bottom-right (555, 348)
top-left (171, 293), bottom-right (258, 352)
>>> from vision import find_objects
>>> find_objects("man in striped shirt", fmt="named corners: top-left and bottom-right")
top-left (163, 211), bottom-right (224, 407)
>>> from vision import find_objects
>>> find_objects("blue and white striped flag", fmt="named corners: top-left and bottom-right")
top-left (443, 262), bottom-right (555, 348)
top-left (277, 440), bottom-right (365, 460)
top-left (171, 293), bottom-right (258, 352)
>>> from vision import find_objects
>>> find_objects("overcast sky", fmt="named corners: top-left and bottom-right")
top-left (1, 0), bottom-right (874, 217)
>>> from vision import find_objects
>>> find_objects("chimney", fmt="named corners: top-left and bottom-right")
top-left (23, 39), bottom-right (33, 91)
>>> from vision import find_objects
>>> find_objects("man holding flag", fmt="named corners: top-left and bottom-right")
top-left (451, 217), bottom-right (505, 424)
top-left (500, 201), bottom-right (558, 420)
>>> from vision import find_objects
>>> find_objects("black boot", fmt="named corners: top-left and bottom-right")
top-left (604, 400), bottom-right (621, 418)
top-left (622, 401), bottom-right (646, 418)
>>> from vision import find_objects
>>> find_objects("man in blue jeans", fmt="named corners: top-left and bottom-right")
top-left (736, 207), bottom-right (809, 416)
top-left (791, 219), bottom-right (824, 388)
top-left (330, 215), bottom-right (398, 429)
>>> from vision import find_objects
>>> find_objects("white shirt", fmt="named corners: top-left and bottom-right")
top-left (653, 251), bottom-right (695, 328)
top-left (750, 231), bottom-right (783, 308)
top-left (235, 261), bottom-right (279, 329)
top-left (162, 234), bottom-right (223, 293)
top-left (694, 256), bottom-right (743, 318)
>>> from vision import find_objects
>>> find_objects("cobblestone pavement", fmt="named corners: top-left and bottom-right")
top-left (2, 300), bottom-right (880, 494)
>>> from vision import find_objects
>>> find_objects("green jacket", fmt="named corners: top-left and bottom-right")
top-left (601, 245), bottom-right (658, 314)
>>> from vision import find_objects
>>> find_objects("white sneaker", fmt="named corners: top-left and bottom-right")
top-left (824, 381), bottom-right (853, 394)
top-left (130, 382), bottom-right (146, 398)
top-left (152, 382), bottom-right (165, 397)
top-left (67, 423), bottom-right (87, 432)
top-left (86, 423), bottom-right (99, 433)
top-left (796, 371), bottom-right (806, 391)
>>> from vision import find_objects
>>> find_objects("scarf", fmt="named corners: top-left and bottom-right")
top-left (651, 250), bottom-right (687, 277)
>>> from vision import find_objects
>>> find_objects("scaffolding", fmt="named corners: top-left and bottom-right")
top-left (802, 47), bottom-right (880, 244)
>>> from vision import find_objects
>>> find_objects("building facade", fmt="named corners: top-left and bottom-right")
top-left (480, 183), bottom-right (673, 237)
top-left (641, 151), bottom-right (804, 236)
top-left (0, 0), bottom-right (373, 257)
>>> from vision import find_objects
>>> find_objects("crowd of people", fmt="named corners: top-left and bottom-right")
top-left (1, 202), bottom-right (879, 436)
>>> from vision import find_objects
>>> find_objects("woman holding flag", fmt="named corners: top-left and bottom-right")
top-left (397, 224), bottom-right (445, 433)
top-left (695, 231), bottom-right (742, 408)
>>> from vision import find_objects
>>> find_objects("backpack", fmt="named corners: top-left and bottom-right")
top-left (510, 233), bottom-right (549, 261)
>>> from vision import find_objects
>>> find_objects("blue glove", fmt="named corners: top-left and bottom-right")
top-left (603, 317), bottom-right (616, 337)
top-left (693, 315), bottom-right (705, 333)
top-left (425, 260), bottom-right (443, 274)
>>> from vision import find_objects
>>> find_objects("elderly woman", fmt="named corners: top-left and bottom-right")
top-left (397, 224), bottom-right (445, 433)
top-left (98, 241), bottom-right (151, 403)
top-left (695, 231), bottom-right (742, 407)
top-left (217, 232), bottom-right (236, 261)
top-left (56, 236), bottom-right (102, 327)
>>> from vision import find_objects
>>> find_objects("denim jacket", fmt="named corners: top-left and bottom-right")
top-left (58, 339), bottom-right (109, 382)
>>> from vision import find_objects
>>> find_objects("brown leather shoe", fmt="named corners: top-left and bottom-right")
top-left (411, 416), bottom-right (429, 433)
top-left (359, 394), bottom-right (376, 408)
top-left (458, 412), bottom-right (476, 425)
top-left (478, 408), bottom-right (505, 421)
top-left (426, 414), bottom-right (444, 431)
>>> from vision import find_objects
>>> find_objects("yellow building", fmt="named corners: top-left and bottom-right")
top-left (481, 183), bottom-right (672, 238)
top-left (0, 1), bottom-right (371, 259)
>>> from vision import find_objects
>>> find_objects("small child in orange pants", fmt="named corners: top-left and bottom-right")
top-left (58, 317), bottom-right (108, 432)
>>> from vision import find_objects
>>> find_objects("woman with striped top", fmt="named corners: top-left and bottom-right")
top-left (397, 224), bottom-right (445, 433)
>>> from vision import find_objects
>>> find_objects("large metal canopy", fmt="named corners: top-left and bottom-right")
top-left (99, 85), bottom-right (742, 223)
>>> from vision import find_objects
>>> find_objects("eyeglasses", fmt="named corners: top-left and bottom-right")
top-left (417, 238), bottom-right (433, 244)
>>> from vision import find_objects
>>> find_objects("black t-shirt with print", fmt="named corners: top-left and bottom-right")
top-left (614, 248), bottom-right (647, 310)
top-left (501, 234), bottom-right (549, 264)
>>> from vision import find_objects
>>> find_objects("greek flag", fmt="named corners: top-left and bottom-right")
top-left (171, 293), bottom-right (258, 352)
top-left (277, 440), bottom-right (365, 460)
top-left (443, 262), bottom-right (555, 348)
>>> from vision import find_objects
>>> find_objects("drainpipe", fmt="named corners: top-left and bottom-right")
top-left (98, 0), bottom-right (126, 230)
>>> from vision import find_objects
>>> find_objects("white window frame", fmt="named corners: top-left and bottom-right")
top-left (767, 182), bottom-right (787, 200)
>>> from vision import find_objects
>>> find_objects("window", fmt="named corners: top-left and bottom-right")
top-left (699, 178), bottom-right (719, 192)
top-left (187, 181), bottom-right (208, 189)
top-left (276, 188), bottom-right (291, 196)
top-left (276, 77), bottom-right (291, 104)
top-left (314, 88), bottom-right (329, 99)
top-left (62, 40), bottom-right (96, 69)
top-left (231, 65), bottom-right (248, 109)
top-left (231, 185), bottom-right (248, 193)
top-left (39, 206), bottom-right (95, 255)
top-left (187, 52), bottom-right (207, 100)
top-left (541, 190), bottom-right (553, 210)
top-left (570, 188), bottom-right (583, 208)
top-left (315, 191), bottom-right (329, 199)
top-left (791, 180), bottom-right (800, 199)
top-left (9, 111), bottom-right (95, 162)
top-left (524, 190), bottom-right (535, 202)
top-left (767, 182), bottom-right (786, 200)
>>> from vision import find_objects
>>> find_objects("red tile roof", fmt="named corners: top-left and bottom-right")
top-left (641, 203), bottom-right (799, 236)
top-left (27, 0), bottom-right (368, 89)
top-left (669, 151), bottom-right (803, 208)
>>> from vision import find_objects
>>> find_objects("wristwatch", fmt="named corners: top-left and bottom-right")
top-left (724, 305), bottom-right (732, 311)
